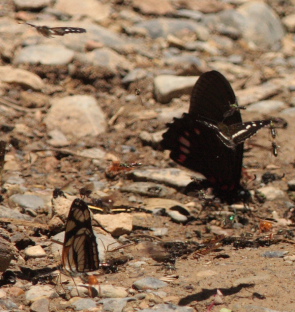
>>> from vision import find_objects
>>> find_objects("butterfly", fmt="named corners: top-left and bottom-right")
top-left (62, 198), bottom-right (99, 273)
top-left (161, 70), bottom-right (273, 202)
top-left (24, 22), bottom-right (86, 38)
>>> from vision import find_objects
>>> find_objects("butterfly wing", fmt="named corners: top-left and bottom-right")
top-left (162, 114), bottom-right (242, 193)
top-left (230, 120), bottom-right (272, 145)
top-left (189, 70), bottom-right (242, 125)
top-left (62, 198), bottom-right (99, 273)
top-left (50, 27), bottom-right (86, 36)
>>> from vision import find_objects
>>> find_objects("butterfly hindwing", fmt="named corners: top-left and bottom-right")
top-left (62, 198), bottom-right (99, 273)
top-left (162, 114), bottom-right (242, 192)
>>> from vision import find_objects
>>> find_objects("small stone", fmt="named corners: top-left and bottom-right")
top-left (100, 285), bottom-right (128, 298)
top-left (47, 129), bottom-right (69, 147)
top-left (100, 298), bottom-right (134, 312)
top-left (262, 251), bottom-right (288, 258)
top-left (24, 245), bottom-right (46, 259)
top-left (76, 47), bottom-right (132, 71)
top-left (0, 66), bottom-right (44, 91)
top-left (93, 213), bottom-right (132, 236)
top-left (77, 148), bottom-right (106, 159)
top-left (9, 194), bottom-right (45, 211)
top-left (247, 100), bottom-right (286, 113)
top-left (30, 298), bottom-right (49, 312)
top-left (54, 0), bottom-right (110, 22)
top-left (121, 182), bottom-right (176, 198)
top-left (257, 186), bottom-right (285, 201)
top-left (236, 81), bottom-right (282, 106)
top-left (7, 287), bottom-right (24, 297)
top-left (283, 13), bottom-right (295, 32)
top-left (25, 285), bottom-right (57, 303)
top-left (70, 298), bottom-right (96, 311)
top-left (44, 95), bottom-right (107, 140)
top-left (13, 0), bottom-right (51, 10)
top-left (133, 277), bottom-right (167, 290)
top-left (154, 75), bottom-right (198, 104)
top-left (140, 303), bottom-right (193, 312)
top-left (284, 255), bottom-right (295, 261)
top-left (15, 45), bottom-right (74, 66)
top-left (133, 0), bottom-right (174, 15)
top-left (130, 168), bottom-right (194, 189)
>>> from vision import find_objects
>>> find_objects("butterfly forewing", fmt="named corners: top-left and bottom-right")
top-left (230, 120), bottom-right (272, 145)
top-left (62, 198), bottom-right (99, 273)
top-left (189, 70), bottom-right (241, 125)
top-left (25, 23), bottom-right (86, 37)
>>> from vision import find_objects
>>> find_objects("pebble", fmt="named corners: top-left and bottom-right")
top-left (24, 245), bottom-right (46, 258)
top-left (130, 168), bottom-right (194, 189)
top-left (262, 251), bottom-right (288, 258)
top-left (7, 287), bottom-right (24, 297)
top-left (0, 299), bottom-right (18, 311)
top-left (257, 186), bottom-right (285, 201)
top-left (139, 130), bottom-right (166, 147)
top-left (154, 75), bottom-right (198, 104)
top-left (0, 66), bottom-right (44, 91)
top-left (143, 198), bottom-right (190, 217)
top-left (47, 129), bottom-right (69, 147)
top-left (77, 147), bottom-right (106, 159)
top-left (133, 277), bottom-right (168, 290)
top-left (0, 205), bottom-right (32, 220)
top-left (236, 81), bottom-right (282, 106)
top-left (70, 298), bottom-right (97, 311)
top-left (283, 13), bottom-right (295, 32)
top-left (93, 213), bottom-right (133, 236)
top-left (135, 18), bottom-right (208, 39)
top-left (76, 47), bottom-right (132, 71)
top-left (99, 298), bottom-right (135, 312)
top-left (139, 303), bottom-right (194, 312)
top-left (44, 95), bottom-right (106, 140)
top-left (121, 182), bottom-right (176, 198)
top-left (30, 298), bottom-right (49, 312)
top-left (14, 0), bottom-right (51, 10)
top-left (0, 237), bottom-right (14, 272)
top-left (54, 0), bottom-right (110, 22)
top-left (25, 285), bottom-right (57, 303)
top-left (14, 44), bottom-right (74, 65)
top-left (133, 0), bottom-right (174, 15)
top-left (100, 285), bottom-right (128, 298)
top-left (9, 194), bottom-right (45, 211)
top-left (247, 100), bottom-right (286, 113)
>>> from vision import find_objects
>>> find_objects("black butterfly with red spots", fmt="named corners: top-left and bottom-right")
top-left (161, 70), bottom-right (273, 203)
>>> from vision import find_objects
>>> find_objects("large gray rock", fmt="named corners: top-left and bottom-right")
top-left (218, 2), bottom-right (284, 50)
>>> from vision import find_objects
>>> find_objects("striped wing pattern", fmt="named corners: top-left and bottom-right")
top-left (62, 198), bottom-right (99, 273)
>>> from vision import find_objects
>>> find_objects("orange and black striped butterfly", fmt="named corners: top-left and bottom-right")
top-left (24, 22), bottom-right (86, 38)
top-left (62, 198), bottom-right (99, 273)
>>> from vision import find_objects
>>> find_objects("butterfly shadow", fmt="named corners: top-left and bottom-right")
top-left (178, 283), bottom-right (255, 306)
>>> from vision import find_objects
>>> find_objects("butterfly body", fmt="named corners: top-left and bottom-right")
top-left (162, 70), bottom-right (272, 202)
top-left (62, 198), bottom-right (99, 273)
top-left (25, 22), bottom-right (86, 38)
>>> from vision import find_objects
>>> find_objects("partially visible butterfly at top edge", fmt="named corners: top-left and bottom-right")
top-left (62, 198), bottom-right (99, 273)
top-left (161, 70), bottom-right (276, 203)
top-left (23, 22), bottom-right (86, 38)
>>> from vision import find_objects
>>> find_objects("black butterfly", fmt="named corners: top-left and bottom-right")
top-left (62, 198), bottom-right (99, 273)
top-left (24, 22), bottom-right (86, 38)
top-left (161, 70), bottom-right (272, 202)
